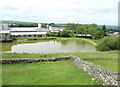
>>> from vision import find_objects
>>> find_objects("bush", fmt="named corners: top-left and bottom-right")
top-left (46, 32), bottom-right (54, 37)
top-left (60, 29), bottom-right (70, 37)
top-left (96, 36), bottom-right (119, 51)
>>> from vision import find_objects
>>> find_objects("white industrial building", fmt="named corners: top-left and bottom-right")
top-left (0, 23), bottom-right (64, 42)
top-left (49, 27), bottom-right (64, 33)
top-left (10, 27), bottom-right (47, 37)
top-left (0, 23), bottom-right (47, 41)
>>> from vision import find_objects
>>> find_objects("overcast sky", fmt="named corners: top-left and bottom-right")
top-left (0, 0), bottom-right (119, 25)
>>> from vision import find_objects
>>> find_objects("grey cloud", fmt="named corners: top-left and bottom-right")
top-left (0, 0), bottom-right (118, 25)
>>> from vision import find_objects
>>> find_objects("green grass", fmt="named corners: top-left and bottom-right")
top-left (1, 51), bottom-right (118, 59)
top-left (1, 37), bottom-right (118, 85)
top-left (1, 51), bottom-right (118, 72)
top-left (86, 60), bottom-right (118, 72)
top-left (2, 61), bottom-right (102, 85)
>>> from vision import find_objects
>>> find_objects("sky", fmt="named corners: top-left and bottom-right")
top-left (0, 0), bottom-right (119, 25)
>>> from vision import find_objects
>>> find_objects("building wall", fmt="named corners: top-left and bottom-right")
top-left (38, 23), bottom-right (42, 28)
top-left (42, 34), bottom-right (47, 37)
top-left (0, 33), bottom-right (11, 41)
top-left (11, 34), bottom-right (46, 38)
top-left (0, 24), bottom-right (9, 30)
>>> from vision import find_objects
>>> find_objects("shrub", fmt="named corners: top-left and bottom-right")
top-left (46, 32), bottom-right (54, 36)
top-left (60, 29), bottom-right (70, 37)
top-left (96, 36), bottom-right (119, 51)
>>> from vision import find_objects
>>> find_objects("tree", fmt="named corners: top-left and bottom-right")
top-left (41, 24), bottom-right (47, 28)
top-left (96, 36), bottom-right (119, 51)
top-left (66, 23), bottom-right (76, 33)
top-left (76, 26), bottom-right (84, 34)
top-left (56, 30), bottom-right (61, 37)
top-left (102, 25), bottom-right (107, 36)
top-left (70, 31), bottom-right (75, 37)
top-left (60, 29), bottom-right (70, 37)
top-left (46, 32), bottom-right (54, 37)
top-left (93, 29), bottom-right (104, 39)
top-left (82, 28), bottom-right (88, 36)
top-left (50, 23), bottom-right (55, 26)
top-left (89, 27), bottom-right (104, 39)
top-left (90, 23), bottom-right (97, 28)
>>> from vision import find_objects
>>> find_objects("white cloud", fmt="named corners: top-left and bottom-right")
top-left (0, 0), bottom-right (119, 25)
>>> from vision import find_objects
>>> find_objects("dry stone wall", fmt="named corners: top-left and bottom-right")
top-left (1, 56), bottom-right (71, 64)
top-left (1, 56), bottom-right (119, 86)
top-left (70, 56), bottom-right (119, 86)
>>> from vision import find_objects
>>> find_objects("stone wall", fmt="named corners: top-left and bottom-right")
top-left (70, 56), bottom-right (119, 86)
top-left (1, 56), bottom-right (119, 85)
top-left (1, 56), bottom-right (71, 64)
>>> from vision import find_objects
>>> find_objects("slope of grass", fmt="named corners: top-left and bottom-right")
top-left (1, 51), bottom-right (118, 72)
top-left (86, 60), bottom-right (118, 72)
top-left (1, 51), bottom-right (118, 59)
top-left (2, 61), bottom-right (102, 85)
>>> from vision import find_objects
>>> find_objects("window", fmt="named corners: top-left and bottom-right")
top-left (38, 35), bottom-right (42, 37)
top-left (28, 35), bottom-right (31, 37)
top-left (18, 35), bottom-right (21, 37)
top-left (5, 34), bottom-right (8, 36)
top-left (34, 35), bottom-right (36, 37)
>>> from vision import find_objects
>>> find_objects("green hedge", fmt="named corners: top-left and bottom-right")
top-left (96, 36), bottom-right (119, 51)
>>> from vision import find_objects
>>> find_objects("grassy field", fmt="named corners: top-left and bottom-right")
top-left (1, 37), bottom-right (118, 85)
top-left (2, 61), bottom-right (102, 85)
top-left (1, 51), bottom-right (118, 59)
top-left (1, 51), bottom-right (118, 72)
top-left (87, 60), bottom-right (118, 72)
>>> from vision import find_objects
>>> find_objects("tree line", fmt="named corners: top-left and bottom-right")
top-left (9, 23), bottom-right (66, 28)
top-left (8, 22), bottom-right (107, 39)
top-left (47, 23), bottom-right (107, 39)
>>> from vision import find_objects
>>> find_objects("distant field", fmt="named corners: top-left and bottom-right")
top-left (2, 61), bottom-right (102, 85)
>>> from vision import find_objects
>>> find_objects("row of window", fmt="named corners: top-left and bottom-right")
top-left (12, 35), bottom-right (42, 37)
top-left (10, 31), bottom-right (37, 32)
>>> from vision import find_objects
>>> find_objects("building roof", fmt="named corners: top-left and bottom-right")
top-left (52, 27), bottom-right (64, 29)
top-left (50, 31), bottom-right (59, 33)
top-left (36, 28), bottom-right (49, 32)
top-left (10, 32), bottom-right (47, 35)
top-left (10, 27), bottom-right (37, 31)
top-left (0, 30), bottom-right (10, 33)
top-left (49, 27), bottom-right (64, 30)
